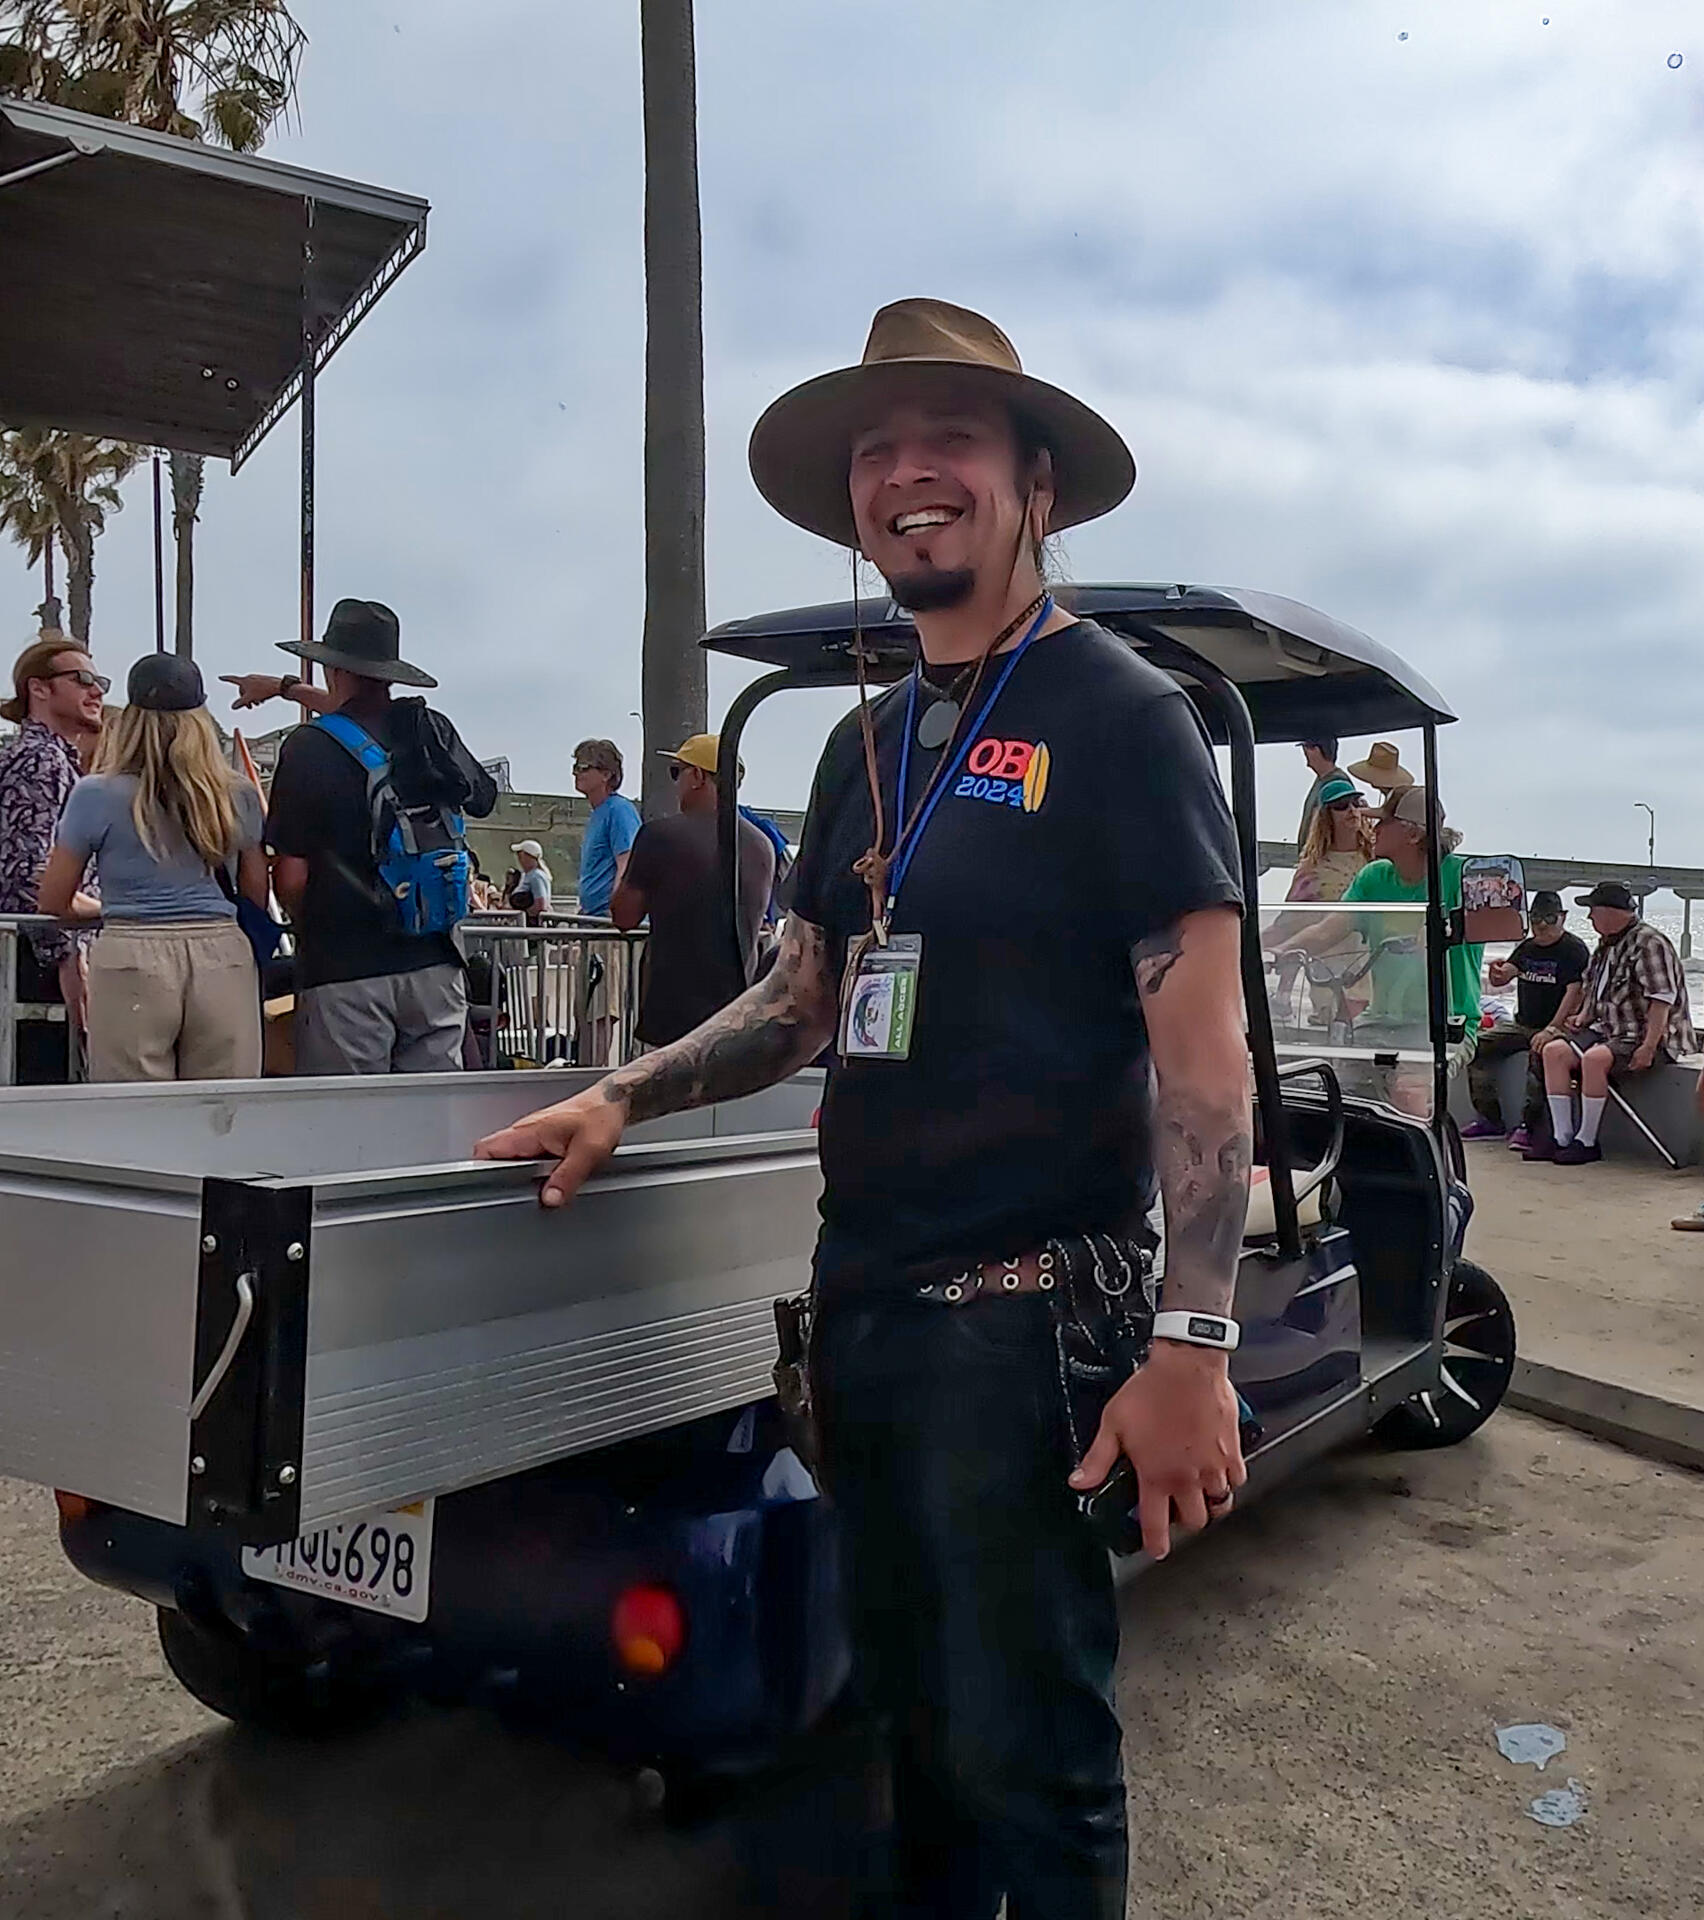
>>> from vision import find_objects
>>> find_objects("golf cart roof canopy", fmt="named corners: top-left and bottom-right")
top-left (0, 96), bottom-right (427, 469)
top-left (703, 583), bottom-right (1454, 740)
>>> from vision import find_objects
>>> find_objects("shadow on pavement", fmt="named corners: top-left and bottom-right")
top-left (0, 1704), bottom-right (887, 1920)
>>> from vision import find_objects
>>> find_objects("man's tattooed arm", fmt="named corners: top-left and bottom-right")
top-left (601, 914), bottom-right (838, 1124)
top-left (1134, 907), bottom-right (1251, 1317)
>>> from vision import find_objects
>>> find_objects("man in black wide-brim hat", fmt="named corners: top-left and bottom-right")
top-left (477, 299), bottom-right (1251, 1916)
top-left (264, 599), bottom-right (497, 1075)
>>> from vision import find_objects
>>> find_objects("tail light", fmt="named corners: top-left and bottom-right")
top-left (54, 1490), bottom-right (100, 1523)
top-left (612, 1584), bottom-right (686, 1676)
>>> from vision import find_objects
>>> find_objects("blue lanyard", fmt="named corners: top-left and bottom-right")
top-left (886, 596), bottom-right (1053, 916)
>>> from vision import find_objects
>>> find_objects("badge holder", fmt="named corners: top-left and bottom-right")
top-left (837, 932), bottom-right (922, 1062)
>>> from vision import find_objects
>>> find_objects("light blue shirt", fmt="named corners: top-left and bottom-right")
top-left (57, 774), bottom-right (263, 923)
top-left (578, 793), bottom-right (641, 915)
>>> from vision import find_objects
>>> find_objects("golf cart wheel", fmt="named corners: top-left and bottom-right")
top-left (156, 1607), bottom-right (391, 1737)
top-left (1376, 1260), bottom-right (1516, 1449)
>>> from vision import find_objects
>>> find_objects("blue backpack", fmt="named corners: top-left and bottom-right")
top-left (314, 712), bottom-right (471, 937)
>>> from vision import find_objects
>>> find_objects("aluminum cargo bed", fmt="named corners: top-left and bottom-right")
top-left (0, 1071), bottom-right (823, 1544)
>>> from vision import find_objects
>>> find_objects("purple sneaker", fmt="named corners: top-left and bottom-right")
top-left (1521, 1136), bottom-right (1557, 1162)
top-left (1507, 1127), bottom-right (1531, 1152)
top-left (1552, 1141), bottom-right (1603, 1166)
top-left (1459, 1118), bottom-right (1506, 1140)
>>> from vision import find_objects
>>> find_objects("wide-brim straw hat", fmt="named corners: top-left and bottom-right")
top-left (1347, 741), bottom-right (1415, 791)
top-left (748, 298), bottom-right (1137, 549)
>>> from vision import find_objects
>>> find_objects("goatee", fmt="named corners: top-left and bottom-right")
top-left (884, 565), bottom-right (976, 613)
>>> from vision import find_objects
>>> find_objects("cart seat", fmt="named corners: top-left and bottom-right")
top-left (1244, 1163), bottom-right (1327, 1241)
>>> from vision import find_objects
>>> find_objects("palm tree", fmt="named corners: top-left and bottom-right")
top-left (639, 0), bottom-right (707, 817)
top-left (0, 427), bottom-right (142, 642)
top-left (0, 1), bottom-right (306, 658)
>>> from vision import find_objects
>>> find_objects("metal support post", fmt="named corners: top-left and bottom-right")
top-left (0, 925), bottom-right (17, 1088)
top-left (152, 456), bottom-right (166, 651)
top-left (298, 199), bottom-right (317, 673)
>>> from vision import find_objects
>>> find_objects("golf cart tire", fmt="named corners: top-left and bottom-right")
top-left (156, 1607), bottom-right (391, 1737)
top-left (1375, 1261), bottom-right (1516, 1450)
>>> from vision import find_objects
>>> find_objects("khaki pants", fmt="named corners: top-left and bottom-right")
top-left (86, 920), bottom-right (261, 1084)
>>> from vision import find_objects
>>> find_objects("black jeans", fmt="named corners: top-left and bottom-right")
top-left (816, 1296), bottom-right (1126, 1920)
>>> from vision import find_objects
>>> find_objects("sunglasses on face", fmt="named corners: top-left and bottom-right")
top-left (668, 762), bottom-right (688, 781)
top-left (46, 668), bottom-right (111, 695)
top-left (1326, 797), bottom-right (1362, 812)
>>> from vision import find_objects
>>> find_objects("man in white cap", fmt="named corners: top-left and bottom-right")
top-left (508, 839), bottom-right (552, 923)
top-left (476, 298), bottom-right (1249, 1915)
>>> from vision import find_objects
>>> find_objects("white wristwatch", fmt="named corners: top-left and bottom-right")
top-left (1152, 1310), bottom-right (1241, 1352)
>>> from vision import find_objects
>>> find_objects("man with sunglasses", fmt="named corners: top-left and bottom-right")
top-left (0, 635), bottom-right (108, 1080)
top-left (612, 734), bottom-right (776, 1047)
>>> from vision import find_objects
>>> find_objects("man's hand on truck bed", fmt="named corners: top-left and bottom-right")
top-left (474, 1088), bottom-right (629, 1208)
top-left (477, 915), bottom-right (838, 1209)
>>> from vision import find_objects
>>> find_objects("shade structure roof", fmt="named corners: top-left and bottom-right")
top-left (0, 95), bottom-right (427, 468)
top-left (703, 582), bottom-right (1455, 741)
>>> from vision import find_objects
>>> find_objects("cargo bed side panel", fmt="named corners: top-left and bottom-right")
top-left (0, 1174), bottom-right (199, 1522)
top-left (296, 1145), bottom-right (823, 1528)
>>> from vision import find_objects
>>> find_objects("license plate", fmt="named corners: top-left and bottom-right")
top-left (241, 1500), bottom-right (435, 1623)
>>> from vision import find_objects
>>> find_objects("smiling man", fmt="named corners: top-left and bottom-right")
top-left (476, 299), bottom-right (1249, 1918)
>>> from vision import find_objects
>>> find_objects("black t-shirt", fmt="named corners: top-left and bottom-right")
top-left (1508, 930), bottom-right (1590, 1030)
top-left (625, 811), bottom-right (776, 1046)
top-left (266, 697), bottom-right (497, 990)
top-left (790, 617), bottom-right (1243, 1301)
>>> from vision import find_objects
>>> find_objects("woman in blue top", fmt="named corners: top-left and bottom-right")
top-left (38, 654), bottom-right (269, 1082)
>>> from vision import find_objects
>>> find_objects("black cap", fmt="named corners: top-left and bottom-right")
top-left (1578, 880), bottom-right (1636, 913)
top-left (1529, 890), bottom-right (1565, 921)
top-left (127, 653), bottom-right (206, 712)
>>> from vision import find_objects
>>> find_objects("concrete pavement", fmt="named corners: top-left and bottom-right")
top-left (3, 1412), bottom-right (1701, 1919)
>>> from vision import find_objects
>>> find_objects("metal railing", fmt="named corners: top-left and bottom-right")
top-left (458, 920), bottom-right (649, 1070)
top-left (0, 914), bottom-right (82, 1088)
top-left (2, 910), bottom-right (649, 1086)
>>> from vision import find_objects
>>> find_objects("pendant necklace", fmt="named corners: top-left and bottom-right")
top-left (915, 594), bottom-right (1047, 751)
top-left (916, 670), bottom-right (972, 750)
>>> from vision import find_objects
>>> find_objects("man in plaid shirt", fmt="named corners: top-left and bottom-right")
top-left (1528, 881), bottom-right (1694, 1166)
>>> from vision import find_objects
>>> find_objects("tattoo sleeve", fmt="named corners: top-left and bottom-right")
top-left (1133, 911), bottom-right (1252, 1317)
top-left (600, 914), bottom-right (837, 1125)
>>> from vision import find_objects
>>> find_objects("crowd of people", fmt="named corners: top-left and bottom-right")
top-left (0, 600), bottom-right (782, 1088)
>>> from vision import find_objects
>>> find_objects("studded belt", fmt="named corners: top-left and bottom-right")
top-left (914, 1248), bottom-right (1060, 1305)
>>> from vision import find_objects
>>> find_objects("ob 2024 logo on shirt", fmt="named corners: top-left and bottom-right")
top-left (954, 737), bottom-right (1050, 815)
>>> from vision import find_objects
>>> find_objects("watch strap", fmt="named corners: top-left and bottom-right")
top-left (1152, 1309), bottom-right (1240, 1352)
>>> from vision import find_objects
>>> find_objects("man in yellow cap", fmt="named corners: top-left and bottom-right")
top-left (611, 734), bottom-right (776, 1048)
top-left (478, 298), bottom-right (1249, 1916)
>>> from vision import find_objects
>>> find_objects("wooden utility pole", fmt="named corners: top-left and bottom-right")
top-left (639, 0), bottom-right (707, 817)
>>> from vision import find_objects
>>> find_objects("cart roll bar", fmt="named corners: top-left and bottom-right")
top-left (1422, 721), bottom-right (1449, 1140)
top-left (716, 668), bottom-right (862, 984)
top-left (1155, 652), bottom-right (1303, 1259)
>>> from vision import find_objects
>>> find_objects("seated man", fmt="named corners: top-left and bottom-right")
top-left (1461, 891), bottom-right (1589, 1146)
top-left (1530, 881), bottom-right (1694, 1166)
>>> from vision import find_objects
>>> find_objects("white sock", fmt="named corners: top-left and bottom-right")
top-left (1577, 1097), bottom-right (1607, 1148)
top-left (1548, 1095), bottom-right (1576, 1147)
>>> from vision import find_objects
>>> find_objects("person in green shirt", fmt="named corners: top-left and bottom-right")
top-left (1272, 784), bottom-right (1480, 1109)
top-left (1340, 784), bottom-right (1482, 1066)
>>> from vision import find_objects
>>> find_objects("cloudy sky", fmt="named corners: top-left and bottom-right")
top-left (6, 0), bottom-right (1703, 870)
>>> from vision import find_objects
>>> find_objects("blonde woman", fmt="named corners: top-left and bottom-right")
top-left (1287, 775), bottom-right (1371, 905)
top-left (38, 655), bottom-right (267, 1082)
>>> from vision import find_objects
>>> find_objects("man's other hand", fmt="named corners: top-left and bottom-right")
top-left (473, 1086), bottom-right (629, 1209)
top-left (1068, 1341), bottom-right (1247, 1559)
top-left (1631, 1043), bottom-right (1658, 1073)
